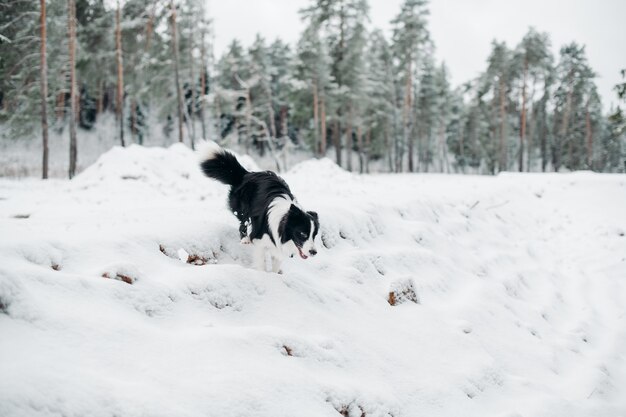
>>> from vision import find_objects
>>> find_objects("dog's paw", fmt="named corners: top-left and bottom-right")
top-left (240, 236), bottom-right (251, 245)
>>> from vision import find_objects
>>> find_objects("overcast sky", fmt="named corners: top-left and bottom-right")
top-left (207, 0), bottom-right (626, 111)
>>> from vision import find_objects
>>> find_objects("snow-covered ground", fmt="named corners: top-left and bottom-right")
top-left (1, 144), bottom-right (625, 417)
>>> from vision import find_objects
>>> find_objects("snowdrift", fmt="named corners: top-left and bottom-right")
top-left (0, 144), bottom-right (625, 417)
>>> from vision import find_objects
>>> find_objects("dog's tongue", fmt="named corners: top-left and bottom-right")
top-left (298, 248), bottom-right (308, 259)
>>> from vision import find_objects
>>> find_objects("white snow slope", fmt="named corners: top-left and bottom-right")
top-left (1, 144), bottom-right (625, 417)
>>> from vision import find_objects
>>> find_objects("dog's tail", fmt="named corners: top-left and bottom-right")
top-left (197, 141), bottom-right (249, 187)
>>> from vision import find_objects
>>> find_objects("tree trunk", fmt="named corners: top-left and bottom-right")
top-left (188, 16), bottom-right (196, 150)
top-left (67, 0), bottom-right (77, 179)
top-left (498, 76), bottom-right (507, 171)
top-left (540, 111), bottom-right (548, 172)
top-left (356, 125), bottom-right (363, 174)
top-left (312, 79), bottom-right (319, 155)
top-left (56, 91), bottom-right (64, 120)
top-left (320, 95), bottom-right (327, 156)
top-left (215, 94), bottom-right (222, 133)
top-left (97, 79), bottom-right (104, 115)
top-left (333, 120), bottom-right (341, 166)
top-left (405, 59), bottom-right (413, 172)
top-left (459, 118), bottom-right (465, 174)
top-left (280, 106), bottom-right (288, 138)
top-left (519, 58), bottom-right (527, 172)
top-left (267, 100), bottom-right (276, 139)
top-left (557, 81), bottom-right (574, 171)
top-left (130, 98), bottom-right (136, 142)
top-left (386, 57), bottom-right (401, 173)
top-left (526, 77), bottom-right (537, 172)
top-left (415, 123), bottom-right (422, 172)
top-left (345, 105), bottom-right (352, 171)
top-left (145, 1), bottom-right (156, 51)
top-left (75, 81), bottom-right (81, 124)
top-left (421, 125), bottom-right (429, 173)
top-left (585, 104), bottom-right (593, 170)
top-left (199, 31), bottom-right (207, 140)
top-left (384, 53), bottom-right (400, 173)
top-left (384, 121), bottom-right (392, 172)
top-left (567, 135), bottom-right (573, 169)
top-left (279, 106), bottom-right (289, 167)
top-left (244, 88), bottom-right (252, 153)
top-left (115, 0), bottom-right (125, 147)
top-left (438, 116), bottom-right (448, 173)
top-left (170, 0), bottom-right (184, 143)
top-left (526, 106), bottom-right (534, 172)
top-left (425, 132), bottom-right (431, 173)
top-left (337, 0), bottom-right (345, 163)
top-left (365, 128), bottom-right (371, 174)
top-left (40, 0), bottom-right (49, 179)
top-left (443, 129), bottom-right (451, 174)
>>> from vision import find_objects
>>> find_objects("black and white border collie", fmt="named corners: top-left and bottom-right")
top-left (198, 141), bottom-right (319, 273)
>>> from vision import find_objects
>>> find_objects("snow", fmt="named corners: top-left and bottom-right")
top-left (1, 144), bottom-right (625, 417)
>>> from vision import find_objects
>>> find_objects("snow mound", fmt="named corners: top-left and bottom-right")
top-left (288, 157), bottom-right (350, 179)
top-left (76, 142), bottom-right (259, 185)
top-left (1, 146), bottom-right (625, 417)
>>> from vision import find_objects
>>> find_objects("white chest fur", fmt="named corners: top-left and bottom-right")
top-left (252, 195), bottom-right (294, 272)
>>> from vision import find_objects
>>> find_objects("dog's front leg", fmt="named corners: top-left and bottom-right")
top-left (252, 241), bottom-right (267, 271)
top-left (239, 219), bottom-right (251, 244)
top-left (271, 255), bottom-right (283, 274)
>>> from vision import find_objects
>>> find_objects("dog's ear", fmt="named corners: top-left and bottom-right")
top-left (284, 204), bottom-right (301, 223)
top-left (289, 204), bottom-right (301, 216)
top-left (307, 211), bottom-right (318, 220)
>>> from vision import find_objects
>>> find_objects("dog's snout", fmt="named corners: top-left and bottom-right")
top-left (309, 249), bottom-right (317, 256)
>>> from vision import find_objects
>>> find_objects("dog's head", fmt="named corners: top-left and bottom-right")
top-left (279, 204), bottom-right (319, 259)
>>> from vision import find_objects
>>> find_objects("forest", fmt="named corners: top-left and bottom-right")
top-left (1, 0), bottom-right (625, 178)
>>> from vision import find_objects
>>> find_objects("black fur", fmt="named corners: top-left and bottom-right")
top-left (200, 147), bottom-right (319, 250)
top-left (200, 150), bottom-right (248, 186)
top-left (279, 205), bottom-right (319, 247)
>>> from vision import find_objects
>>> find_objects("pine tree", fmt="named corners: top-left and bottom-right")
top-left (340, 0), bottom-right (368, 171)
top-left (363, 30), bottom-right (396, 172)
top-left (115, 0), bottom-right (125, 146)
top-left (170, 0), bottom-right (183, 143)
top-left (484, 40), bottom-right (513, 172)
top-left (198, 10), bottom-right (211, 141)
top-left (553, 43), bottom-right (596, 171)
top-left (295, 22), bottom-right (334, 156)
top-left (433, 63), bottom-right (452, 172)
top-left (512, 28), bottom-right (551, 171)
top-left (67, 0), bottom-right (78, 178)
top-left (215, 40), bottom-right (249, 147)
top-left (604, 69), bottom-right (625, 172)
top-left (537, 63), bottom-right (555, 171)
top-left (391, 0), bottom-right (430, 172)
top-left (470, 82), bottom-right (497, 173)
top-left (445, 84), bottom-right (470, 172)
top-left (301, 0), bottom-right (370, 168)
top-left (75, 0), bottom-right (114, 127)
top-left (176, 0), bottom-right (205, 149)
top-left (120, 0), bottom-right (159, 145)
top-left (186, 6), bottom-right (197, 149)
top-left (415, 52), bottom-right (437, 172)
top-left (267, 39), bottom-right (295, 143)
top-left (296, 24), bottom-right (320, 154)
top-left (1, 0), bottom-right (66, 141)
top-left (40, 0), bottom-right (49, 179)
top-left (249, 34), bottom-right (276, 141)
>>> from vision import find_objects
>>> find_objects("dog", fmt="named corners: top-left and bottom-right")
top-left (198, 141), bottom-right (319, 273)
